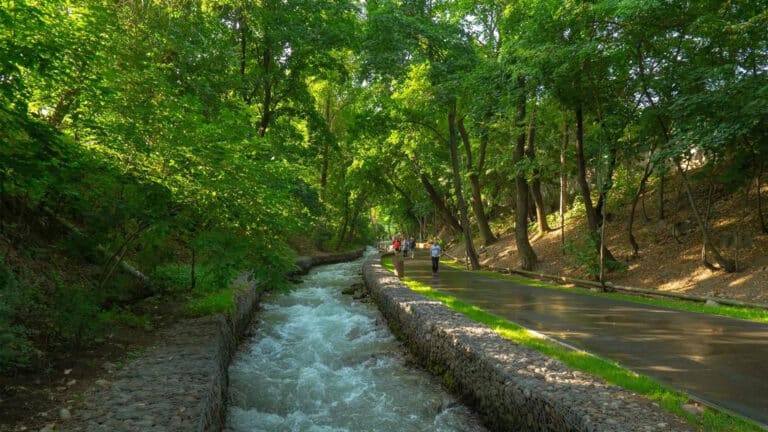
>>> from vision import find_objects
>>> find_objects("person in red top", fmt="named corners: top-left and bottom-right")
top-left (393, 238), bottom-right (401, 252)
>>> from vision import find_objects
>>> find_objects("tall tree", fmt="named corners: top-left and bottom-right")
top-left (512, 77), bottom-right (538, 270)
top-left (458, 117), bottom-right (496, 246)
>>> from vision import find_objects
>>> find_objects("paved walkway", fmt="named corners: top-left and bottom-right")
top-left (397, 252), bottom-right (768, 426)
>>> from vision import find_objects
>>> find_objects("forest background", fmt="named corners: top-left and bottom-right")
top-left (1, 0), bottom-right (767, 406)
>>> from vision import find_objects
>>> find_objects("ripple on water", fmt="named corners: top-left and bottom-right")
top-left (226, 255), bottom-right (486, 432)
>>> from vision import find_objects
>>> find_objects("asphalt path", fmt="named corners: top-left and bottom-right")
top-left (395, 251), bottom-right (768, 426)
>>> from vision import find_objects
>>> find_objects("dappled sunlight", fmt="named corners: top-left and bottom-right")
top-left (682, 354), bottom-right (706, 363)
top-left (729, 275), bottom-right (755, 287)
top-left (402, 299), bottom-right (445, 307)
top-left (454, 179), bottom-right (768, 307)
top-left (394, 255), bottom-right (768, 428)
top-left (647, 365), bottom-right (688, 373)
top-left (550, 330), bottom-right (592, 340)
top-left (448, 324), bottom-right (495, 338)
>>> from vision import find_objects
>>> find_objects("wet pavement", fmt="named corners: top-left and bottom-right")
top-left (395, 252), bottom-right (768, 426)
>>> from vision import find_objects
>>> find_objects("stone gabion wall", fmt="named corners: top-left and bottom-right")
top-left (200, 249), bottom-right (365, 431)
top-left (294, 249), bottom-right (365, 275)
top-left (363, 257), bottom-right (696, 432)
top-left (66, 250), bottom-right (367, 432)
top-left (198, 273), bottom-right (262, 432)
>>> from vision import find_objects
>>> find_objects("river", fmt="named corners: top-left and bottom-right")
top-left (225, 252), bottom-right (486, 431)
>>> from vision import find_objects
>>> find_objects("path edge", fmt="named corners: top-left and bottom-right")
top-left (363, 255), bottom-right (697, 432)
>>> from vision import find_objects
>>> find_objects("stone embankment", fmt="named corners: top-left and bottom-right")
top-left (62, 249), bottom-right (363, 432)
top-left (293, 249), bottom-right (366, 275)
top-left (362, 256), bottom-right (697, 432)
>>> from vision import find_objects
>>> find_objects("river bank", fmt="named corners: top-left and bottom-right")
top-left (1, 250), bottom-right (363, 432)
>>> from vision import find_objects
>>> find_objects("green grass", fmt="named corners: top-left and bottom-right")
top-left (184, 288), bottom-right (235, 316)
top-left (381, 256), bottom-right (763, 432)
top-left (443, 261), bottom-right (768, 323)
top-left (99, 308), bottom-right (153, 331)
top-left (382, 256), bottom-right (395, 272)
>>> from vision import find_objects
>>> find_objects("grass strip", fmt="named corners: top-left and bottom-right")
top-left (380, 256), bottom-right (762, 432)
top-left (185, 288), bottom-right (235, 316)
top-left (443, 261), bottom-right (768, 323)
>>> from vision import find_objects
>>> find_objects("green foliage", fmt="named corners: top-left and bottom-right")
top-left (2, 0), bottom-right (767, 407)
top-left (152, 264), bottom-right (193, 293)
top-left (98, 308), bottom-right (151, 331)
top-left (564, 233), bottom-right (627, 278)
top-left (0, 258), bottom-right (33, 370)
top-left (185, 288), bottom-right (235, 317)
top-left (192, 230), bottom-right (251, 291)
top-left (51, 283), bottom-right (104, 346)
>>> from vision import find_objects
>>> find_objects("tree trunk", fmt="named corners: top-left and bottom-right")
top-left (335, 190), bottom-right (350, 250)
top-left (560, 111), bottom-right (568, 253)
top-left (348, 196), bottom-right (363, 243)
top-left (513, 78), bottom-right (537, 270)
top-left (635, 41), bottom-right (732, 270)
top-left (658, 168), bottom-right (666, 221)
top-left (674, 160), bottom-right (736, 272)
top-left (448, 104), bottom-right (480, 270)
top-left (524, 103), bottom-right (550, 235)
top-left (758, 161), bottom-right (768, 234)
top-left (636, 43), bottom-right (667, 224)
top-left (599, 195), bottom-right (609, 290)
top-left (420, 173), bottom-right (462, 234)
top-left (238, 8), bottom-right (251, 103)
top-left (386, 172), bottom-right (416, 210)
top-left (594, 143), bottom-right (618, 225)
top-left (575, 106), bottom-right (616, 263)
top-left (190, 247), bottom-right (196, 291)
top-left (239, 8), bottom-right (246, 79)
top-left (628, 152), bottom-right (655, 257)
top-left (48, 88), bottom-right (80, 129)
top-left (575, 107), bottom-right (599, 232)
top-left (385, 172), bottom-right (422, 230)
top-left (258, 48), bottom-right (272, 137)
top-left (641, 191), bottom-right (651, 222)
top-left (98, 224), bottom-right (148, 292)
top-left (320, 94), bottom-right (332, 199)
top-left (457, 118), bottom-right (496, 246)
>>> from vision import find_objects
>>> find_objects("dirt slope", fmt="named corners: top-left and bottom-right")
top-left (448, 187), bottom-right (768, 304)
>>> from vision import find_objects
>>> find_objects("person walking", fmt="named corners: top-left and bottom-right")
top-left (409, 237), bottom-right (416, 259)
top-left (430, 240), bottom-right (441, 275)
top-left (393, 238), bottom-right (401, 253)
top-left (402, 238), bottom-right (409, 258)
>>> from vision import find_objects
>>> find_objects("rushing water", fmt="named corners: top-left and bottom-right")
top-left (225, 253), bottom-right (486, 432)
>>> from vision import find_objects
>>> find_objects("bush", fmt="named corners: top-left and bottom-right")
top-left (51, 283), bottom-right (104, 346)
top-left (0, 258), bottom-right (33, 370)
top-left (99, 308), bottom-right (152, 331)
top-left (564, 233), bottom-right (627, 279)
top-left (152, 263), bottom-right (192, 292)
top-left (184, 288), bottom-right (234, 316)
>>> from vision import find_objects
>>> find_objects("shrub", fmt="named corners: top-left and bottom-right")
top-left (152, 263), bottom-right (192, 292)
top-left (51, 283), bottom-right (104, 346)
top-left (564, 233), bottom-right (627, 279)
top-left (0, 258), bottom-right (33, 370)
top-left (99, 308), bottom-right (152, 331)
top-left (184, 288), bottom-right (234, 316)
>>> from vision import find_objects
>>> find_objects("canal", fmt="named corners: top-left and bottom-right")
top-left (225, 251), bottom-right (486, 431)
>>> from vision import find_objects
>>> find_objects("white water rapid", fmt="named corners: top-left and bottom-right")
top-left (225, 252), bottom-right (486, 432)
